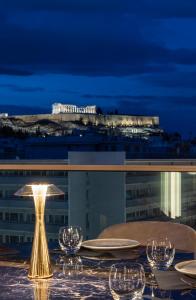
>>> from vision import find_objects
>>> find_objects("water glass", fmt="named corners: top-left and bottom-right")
top-left (59, 226), bottom-right (83, 255)
top-left (146, 238), bottom-right (175, 270)
top-left (109, 262), bottom-right (145, 300)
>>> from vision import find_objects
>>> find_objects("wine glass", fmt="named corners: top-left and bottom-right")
top-left (109, 262), bottom-right (145, 299)
top-left (59, 226), bottom-right (83, 255)
top-left (146, 238), bottom-right (175, 271)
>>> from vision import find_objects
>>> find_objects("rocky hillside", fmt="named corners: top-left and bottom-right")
top-left (0, 115), bottom-right (88, 137)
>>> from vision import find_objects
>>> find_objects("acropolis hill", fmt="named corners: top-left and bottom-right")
top-left (11, 103), bottom-right (159, 127)
top-left (0, 103), bottom-right (160, 137)
top-left (11, 112), bottom-right (159, 127)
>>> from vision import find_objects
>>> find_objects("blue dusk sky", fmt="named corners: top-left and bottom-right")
top-left (0, 1), bottom-right (196, 136)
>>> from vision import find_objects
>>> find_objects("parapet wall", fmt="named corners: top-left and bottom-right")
top-left (12, 113), bottom-right (159, 127)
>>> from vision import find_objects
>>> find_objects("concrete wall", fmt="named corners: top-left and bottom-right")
top-left (68, 152), bottom-right (126, 239)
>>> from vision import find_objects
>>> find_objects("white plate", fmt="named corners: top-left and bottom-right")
top-left (82, 238), bottom-right (140, 250)
top-left (82, 255), bottom-right (125, 261)
top-left (175, 260), bottom-right (196, 278)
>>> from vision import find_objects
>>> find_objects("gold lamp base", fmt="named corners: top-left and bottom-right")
top-left (28, 185), bottom-right (52, 279)
top-left (15, 183), bottom-right (64, 280)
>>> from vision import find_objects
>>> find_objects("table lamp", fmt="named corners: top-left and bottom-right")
top-left (15, 183), bottom-right (64, 279)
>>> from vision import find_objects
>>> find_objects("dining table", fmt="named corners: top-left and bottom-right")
top-left (0, 243), bottom-right (195, 299)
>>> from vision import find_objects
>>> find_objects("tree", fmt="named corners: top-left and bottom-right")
top-left (96, 106), bottom-right (103, 114)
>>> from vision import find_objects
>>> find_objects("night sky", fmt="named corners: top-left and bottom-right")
top-left (0, 1), bottom-right (196, 136)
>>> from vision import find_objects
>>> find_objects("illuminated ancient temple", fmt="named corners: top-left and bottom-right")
top-left (52, 103), bottom-right (96, 114)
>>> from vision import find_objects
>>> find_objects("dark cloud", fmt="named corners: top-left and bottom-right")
top-left (0, 66), bottom-right (33, 76)
top-left (1, 1), bottom-right (196, 18)
top-left (58, 89), bottom-right (79, 94)
top-left (82, 94), bottom-right (156, 101)
top-left (144, 72), bottom-right (196, 89)
top-left (168, 96), bottom-right (196, 106)
top-left (0, 84), bottom-right (44, 92)
top-left (0, 1), bottom-right (195, 77)
top-left (0, 104), bottom-right (49, 115)
top-left (0, 15), bottom-right (186, 77)
top-left (117, 96), bottom-right (196, 112)
top-left (172, 49), bottom-right (196, 65)
top-left (0, 0), bottom-right (129, 13)
top-left (134, 1), bottom-right (196, 19)
top-left (82, 94), bottom-right (196, 109)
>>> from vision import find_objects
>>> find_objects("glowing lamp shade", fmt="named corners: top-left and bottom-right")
top-left (15, 183), bottom-right (64, 279)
